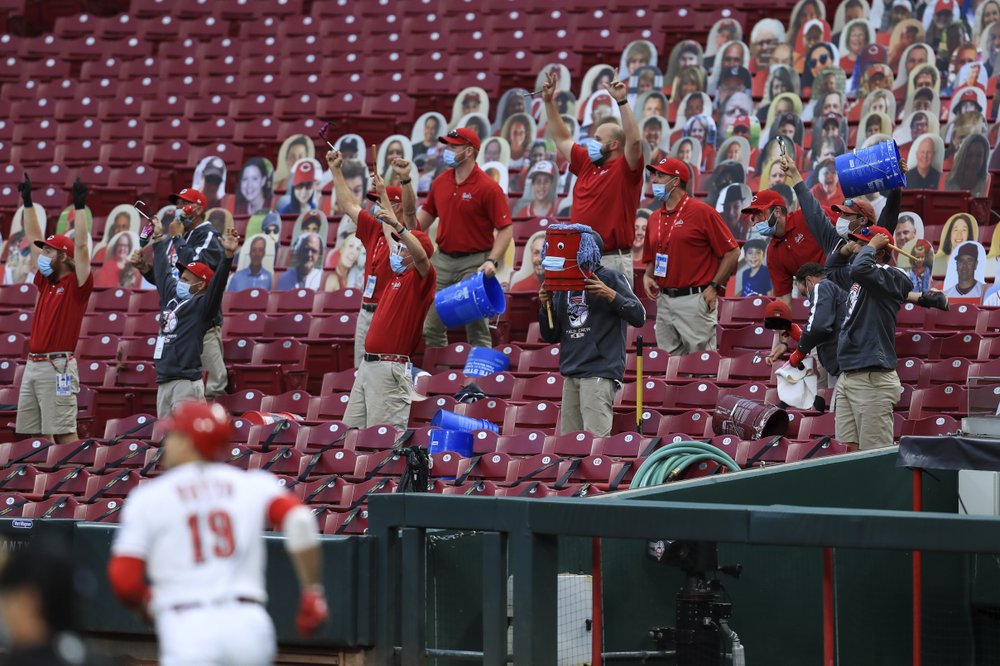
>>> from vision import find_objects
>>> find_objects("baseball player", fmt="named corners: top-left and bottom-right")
top-left (108, 401), bottom-right (328, 665)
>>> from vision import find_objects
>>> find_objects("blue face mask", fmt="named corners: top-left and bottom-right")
top-left (37, 255), bottom-right (53, 277)
top-left (442, 149), bottom-right (462, 168)
top-left (389, 253), bottom-right (406, 275)
top-left (652, 183), bottom-right (669, 201)
top-left (753, 211), bottom-right (778, 237)
top-left (580, 138), bottom-right (605, 163)
top-left (541, 256), bottom-right (566, 271)
top-left (175, 281), bottom-right (192, 300)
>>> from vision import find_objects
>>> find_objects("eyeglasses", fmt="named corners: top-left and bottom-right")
top-left (808, 53), bottom-right (831, 68)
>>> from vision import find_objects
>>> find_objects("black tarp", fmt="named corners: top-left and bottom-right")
top-left (898, 435), bottom-right (1000, 472)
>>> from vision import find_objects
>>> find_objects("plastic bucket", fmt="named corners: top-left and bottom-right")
top-left (434, 272), bottom-right (507, 329)
top-left (835, 139), bottom-right (906, 198)
top-left (428, 428), bottom-right (474, 458)
top-left (431, 409), bottom-right (500, 434)
top-left (243, 411), bottom-right (302, 426)
top-left (463, 346), bottom-right (510, 377)
top-left (711, 395), bottom-right (789, 440)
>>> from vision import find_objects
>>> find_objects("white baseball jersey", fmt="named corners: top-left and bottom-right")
top-left (112, 462), bottom-right (286, 615)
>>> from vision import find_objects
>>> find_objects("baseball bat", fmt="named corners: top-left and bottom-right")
top-left (889, 243), bottom-right (919, 263)
top-left (635, 335), bottom-right (644, 433)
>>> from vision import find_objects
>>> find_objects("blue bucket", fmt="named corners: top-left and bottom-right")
top-left (434, 272), bottom-right (507, 329)
top-left (835, 139), bottom-right (906, 198)
top-left (428, 428), bottom-right (474, 458)
top-left (464, 346), bottom-right (510, 377)
top-left (431, 409), bottom-right (500, 434)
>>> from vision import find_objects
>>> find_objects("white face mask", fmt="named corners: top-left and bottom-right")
top-left (836, 217), bottom-right (852, 237)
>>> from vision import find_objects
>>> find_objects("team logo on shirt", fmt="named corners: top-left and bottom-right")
top-left (567, 292), bottom-right (590, 335)
top-left (794, 233), bottom-right (804, 244)
top-left (462, 192), bottom-right (473, 201)
top-left (846, 283), bottom-right (860, 318)
top-left (161, 309), bottom-right (179, 333)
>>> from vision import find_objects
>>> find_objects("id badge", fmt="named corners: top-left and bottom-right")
top-left (153, 335), bottom-right (166, 361)
top-left (363, 275), bottom-right (377, 299)
top-left (654, 253), bottom-right (668, 278)
top-left (56, 373), bottom-right (72, 396)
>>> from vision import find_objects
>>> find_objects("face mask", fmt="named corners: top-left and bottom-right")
top-left (175, 281), bottom-right (192, 300)
top-left (580, 138), bottom-right (606, 163)
top-left (835, 217), bottom-right (852, 237)
top-left (372, 204), bottom-right (382, 216)
top-left (752, 210), bottom-right (778, 237)
top-left (37, 255), bottom-right (53, 277)
top-left (652, 183), bottom-right (669, 201)
top-left (442, 149), bottom-right (463, 168)
top-left (389, 253), bottom-right (406, 275)
top-left (541, 256), bottom-right (566, 271)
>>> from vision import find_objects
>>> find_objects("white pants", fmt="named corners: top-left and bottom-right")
top-left (156, 602), bottom-right (275, 666)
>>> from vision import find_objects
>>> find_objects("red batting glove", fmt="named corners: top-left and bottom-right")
top-left (788, 323), bottom-right (802, 342)
top-left (788, 349), bottom-right (806, 369)
top-left (296, 585), bottom-right (328, 637)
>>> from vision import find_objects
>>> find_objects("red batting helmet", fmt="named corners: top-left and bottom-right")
top-left (165, 401), bottom-right (233, 461)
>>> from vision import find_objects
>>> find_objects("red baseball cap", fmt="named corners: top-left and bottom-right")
top-left (183, 261), bottom-right (214, 284)
top-left (848, 224), bottom-right (892, 242)
top-left (732, 115), bottom-right (752, 132)
top-left (646, 157), bottom-right (689, 183)
top-left (438, 127), bottom-right (481, 151)
top-left (34, 233), bottom-right (74, 258)
top-left (292, 160), bottom-right (318, 186)
top-left (170, 188), bottom-right (208, 209)
top-left (831, 198), bottom-right (876, 224)
top-left (366, 186), bottom-right (403, 204)
top-left (742, 190), bottom-right (785, 214)
top-left (935, 0), bottom-right (955, 13)
top-left (165, 401), bottom-right (233, 461)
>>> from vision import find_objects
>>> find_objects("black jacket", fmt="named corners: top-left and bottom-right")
top-left (794, 181), bottom-right (901, 258)
top-left (152, 239), bottom-right (230, 384)
top-left (798, 279), bottom-right (847, 376)
top-left (143, 221), bottom-right (225, 327)
top-left (538, 266), bottom-right (646, 381)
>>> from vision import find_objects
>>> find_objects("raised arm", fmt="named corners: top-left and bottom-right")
top-left (18, 173), bottom-right (43, 262)
top-left (542, 68), bottom-right (575, 160)
top-left (201, 228), bottom-right (237, 319)
top-left (150, 217), bottom-right (177, 304)
top-left (593, 269), bottom-right (647, 327)
top-left (70, 179), bottom-right (92, 286)
top-left (604, 79), bottom-right (642, 170)
top-left (377, 208), bottom-right (431, 277)
top-left (849, 236), bottom-right (913, 300)
top-left (391, 158), bottom-right (418, 230)
top-left (783, 156), bottom-right (842, 256)
top-left (326, 149), bottom-right (363, 222)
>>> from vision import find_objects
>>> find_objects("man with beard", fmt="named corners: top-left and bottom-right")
top-left (15, 174), bottom-right (93, 443)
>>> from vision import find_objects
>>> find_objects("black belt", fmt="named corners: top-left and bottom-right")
top-left (364, 353), bottom-right (410, 364)
top-left (439, 249), bottom-right (487, 258)
top-left (663, 285), bottom-right (708, 298)
top-left (169, 597), bottom-right (262, 613)
top-left (844, 366), bottom-right (894, 374)
top-left (361, 303), bottom-right (377, 313)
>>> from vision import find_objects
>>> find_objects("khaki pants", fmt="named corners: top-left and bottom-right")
top-left (16, 357), bottom-right (79, 436)
top-left (600, 250), bottom-right (634, 287)
top-left (654, 292), bottom-right (717, 356)
top-left (559, 377), bottom-right (619, 436)
top-left (343, 360), bottom-right (413, 432)
top-left (157, 379), bottom-right (206, 419)
top-left (422, 251), bottom-right (493, 349)
top-left (834, 369), bottom-right (900, 449)
top-left (354, 306), bottom-right (375, 368)
top-left (201, 326), bottom-right (227, 398)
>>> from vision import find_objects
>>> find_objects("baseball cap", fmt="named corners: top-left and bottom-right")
top-left (955, 87), bottom-right (982, 105)
top-left (165, 401), bottom-right (233, 462)
top-left (646, 157), bottom-right (689, 183)
top-left (956, 243), bottom-right (980, 260)
top-left (183, 261), bottom-right (215, 284)
top-left (935, 0), bottom-right (955, 13)
top-left (292, 160), bottom-right (318, 186)
top-left (366, 186), bottom-right (403, 204)
top-left (831, 198), bottom-right (876, 224)
top-left (731, 115), bottom-right (751, 133)
top-left (202, 157), bottom-right (225, 182)
top-left (34, 233), bottom-right (74, 258)
top-left (439, 127), bottom-right (481, 151)
top-left (763, 299), bottom-right (793, 325)
top-left (848, 224), bottom-right (892, 242)
top-left (169, 188), bottom-right (208, 209)
top-left (742, 189), bottom-right (786, 214)
top-left (301, 210), bottom-right (324, 228)
top-left (892, 0), bottom-right (912, 9)
top-left (528, 160), bottom-right (556, 179)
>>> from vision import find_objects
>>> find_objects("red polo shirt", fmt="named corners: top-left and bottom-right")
top-left (422, 165), bottom-right (511, 254)
top-left (30, 271), bottom-right (94, 354)
top-left (765, 209), bottom-right (826, 298)
top-left (642, 194), bottom-right (738, 289)
top-left (364, 264), bottom-right (437, 356)
top-left (569, 144), bottom-right (644, 252)
top-left (355, 209), bottom-right (395, 305)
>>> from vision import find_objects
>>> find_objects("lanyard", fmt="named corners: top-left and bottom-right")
top-left (657, 195), bottom-right (689, 255)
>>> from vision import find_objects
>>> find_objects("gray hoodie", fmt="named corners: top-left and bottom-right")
top-left (837, 245), bottom-right (913, 373)
top-left (538, 266), bottom-right (646, 381)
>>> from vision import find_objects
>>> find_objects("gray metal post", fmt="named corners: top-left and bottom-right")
top-left (510, 530), bottom-right (558, 664)
top-left (400, 528), bottom-right (426, 666)
top-left (482, 531), bottom-right (508, 666)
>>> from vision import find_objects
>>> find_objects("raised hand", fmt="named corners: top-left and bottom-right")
top-left (541, 67), bottom-right (559, 103)
top-left (17, 172), bottom-right (32, 208)
top-left (602, 79), bottom-right (628, 103)
top-left (220, 228), bottom-right (240, 257)
top-left (375, 207), bottom-right (400, 230)
top-left (150, 215), bottom-right (163, 238)
top-left (584, 275), bottom-right (617, 301)
top-left (129, 249), bottom-right (149, 272)
top-left (778, 154), bottom-right (802, 185)
top-left (71, 177), bottom-right (88, 209)
top-left (391, 158), bottom-right (412, 177)
top-left (326, 149), bottom-right (343, 170)
top-left (868, 232), bottom-right (891, 251)
top-left (372, 170), bottom-right (387, 196)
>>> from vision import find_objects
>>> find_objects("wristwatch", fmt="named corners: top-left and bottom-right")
top-left (616, 99), bottom-right (627, 106)
top-left (708, 281), bottom-right (723, 291)
top-left (399, 178), bottom-right (412, 185)
top-left (487, 258), bottom-right (498, 267)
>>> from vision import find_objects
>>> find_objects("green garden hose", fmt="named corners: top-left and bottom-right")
top-left (629, 441), bottom-right (742, 489)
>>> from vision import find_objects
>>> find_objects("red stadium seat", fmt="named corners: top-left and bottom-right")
top-left (929, 333), bottom-right (983, 360)
top-left (214, 390), bottom-right (265, 416)
top-left (0, 283), bottom-right (38, 312)
top-left (0, 312), bottom-right (32, 336)
top-left (901, 415), bottom-right (961, 437)
top-left (924, 303), bottom-right (980, 333)
top-left (306, 393), bottom-right (352, 422)
top-left (665, 351), bottom-right (721, 385)
top-left (542, 431), bottom-right (596, 457)
top-left (0, 333), bottom-right (28, 359)
top-left (415, 370), bottom-right (466, 397)
top-left (496, 431), bottom-right (547, 456)
top-left (510, 373), bottom-right (564, 401)
top-left (656, 410), bottom-right (713, 438)
top-left (260, 390), bottom-right (314, 418)
top-left (263, 313), bottom-right (312, 339)
top-left (462, 398), bottom-right (510, 426)
top-left (918, 358), bottom-right (971, 387)
top-left (502, 401), bottom-right (560, 434)
top-left (908, 385), bottom-right (969, 419)
top-left (716, 353), bottom-right (774, 386)
top-left (75, 334), bottom-right (121, 361)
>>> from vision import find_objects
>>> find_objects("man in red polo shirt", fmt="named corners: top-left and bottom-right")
top-left (344, 195), bottom-right (436, 432)
top-left (327, 149), bottom-right (416, 367)
top-left (416, 127), bottom-right (512, 349)
top-left (642, 158), bottom-right (740, 355)
top-left (741, 189), bottom-right (826, 305)
top-left (541, 67), bottom-right (643, 284)
top-left (15, 175), bottom-right (93, 443)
